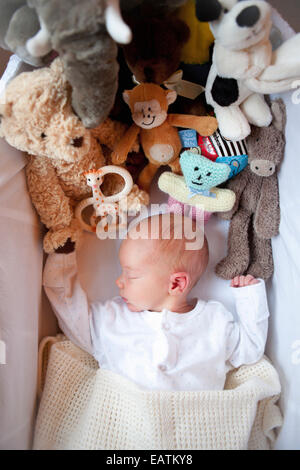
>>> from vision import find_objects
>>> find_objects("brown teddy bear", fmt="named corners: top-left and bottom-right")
top-left (215, 99), bottom-right (286, 281)
top-left (0, 58), bottom-right (145, 253)
top-left (122, 14), bottom-right (190, 86)
top-left (119, 10), bottom-right (210, 119)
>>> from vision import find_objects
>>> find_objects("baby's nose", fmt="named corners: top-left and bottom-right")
top-left (115, 277), bottom-right (123, 289)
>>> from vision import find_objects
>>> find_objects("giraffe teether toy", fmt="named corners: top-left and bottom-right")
top-left (75, 165), bottom-right (133, 238)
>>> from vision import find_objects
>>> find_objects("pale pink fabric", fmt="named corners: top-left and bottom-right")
top-left (0, 53), bottom-right (57, 450)
top-left (167, 196), bottom-right (212, 223)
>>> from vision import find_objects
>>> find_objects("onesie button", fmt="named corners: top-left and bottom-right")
top-left (162, 322), bottom-right (170, 331)
top-left (158, 364), bottom-right (167, 372)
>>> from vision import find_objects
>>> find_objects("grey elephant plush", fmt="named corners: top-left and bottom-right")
top-left (216, 99), bottom-right (286, 281)
top-left (0, 0), bottom-right (48, 66)
top-left (26, 0), bottom-right (134, 128)
top-left (0, 0), bottom-right (188, 128)
top-left (0, 0), bottom-right (134, 128)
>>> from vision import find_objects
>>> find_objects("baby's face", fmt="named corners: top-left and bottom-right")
top-left (116, 237), bottom-right (171, 312)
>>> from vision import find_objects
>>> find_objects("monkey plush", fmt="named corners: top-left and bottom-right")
top-left (112, 83), bottom-right (218, 191)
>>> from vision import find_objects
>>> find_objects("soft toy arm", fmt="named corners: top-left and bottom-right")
top-left (167, 114), bottom-right (218, 136)
top-left (26, 155), bottom-right (73, 230)
top-left (214, 45), bottom-right (252, 79)
top-left (214, 45), bottom-right (266, 80)
top-left (250, 41), bottom-right (272, 75)
top-left (169, 158), bottom-right (182, 175)
top-left (254, 174), bottom-right (280, 239)
top-left (91, 118), bottom-right (139, 153)
top-left (111, 124), bottom-right (140, 164)
top-left (219, 170), bottom-right (249, 220)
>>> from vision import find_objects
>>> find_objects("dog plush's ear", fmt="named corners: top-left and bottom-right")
top-left (196, 0), bottom-right (222, 22)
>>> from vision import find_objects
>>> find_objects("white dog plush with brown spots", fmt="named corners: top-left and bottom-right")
top-left (196, 0), bottom-right (300, 141)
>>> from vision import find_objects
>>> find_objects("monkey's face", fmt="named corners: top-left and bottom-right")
top-left (132, 99), bottom-right (167, 129)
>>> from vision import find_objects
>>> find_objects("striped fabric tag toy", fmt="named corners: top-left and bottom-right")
top-left (179, 129), bottom-right (248, 179)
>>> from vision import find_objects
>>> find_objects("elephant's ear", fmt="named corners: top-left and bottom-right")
top-left (123, 90), bottom-right (131, 107)
top-left (271, 99), bottom-right (286, 133)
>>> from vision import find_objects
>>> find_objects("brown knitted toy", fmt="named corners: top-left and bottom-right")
top-left (0, 59), bottom-right (139, 253)
top-left (216, 99), bottom-right (286, 281)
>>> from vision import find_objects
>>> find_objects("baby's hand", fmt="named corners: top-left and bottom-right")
top-left (231, 275), bottom-right (260, 288)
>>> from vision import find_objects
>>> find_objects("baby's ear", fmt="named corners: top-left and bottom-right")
top-left (165, 89), bottom-right (177, 106)
top-left (123, 90), bottom-right (131, 107)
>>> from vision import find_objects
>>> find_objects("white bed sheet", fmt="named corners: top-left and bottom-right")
top-left (75, 61), bottom-right (300, 456)
top-left (0, 4), bottom-right (299, 450)
top-left (76, 84), bottom-right (300, 449)
top-left (0, 137), bottom-right (42, 450)
top-left (0, 53), bottom-right (58, 450)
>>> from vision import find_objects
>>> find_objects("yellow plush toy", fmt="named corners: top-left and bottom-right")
top-left (177, 0), bottom-right (215, 66)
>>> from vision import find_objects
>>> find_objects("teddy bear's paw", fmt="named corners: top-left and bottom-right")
top-left (43, 228), bottom-right (71, 254)
top-left (205, 117), bottom-right (219, 136)
top-left (43, 221), bottom-right (82, 254)
top-left (112, 151), bottom-right (126, 165)
top-left (169, 159), bottom-right (182, 175)
top-left (247, 261), bottom-right (274, 281)
top-left (215, 257), bottom-right (248, 280)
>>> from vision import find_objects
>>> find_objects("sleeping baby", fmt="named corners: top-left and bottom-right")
top-left (43, 213), bottom-right (269, 391)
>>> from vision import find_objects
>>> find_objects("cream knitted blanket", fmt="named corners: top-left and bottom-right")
top-left (33, 340), bottom-right (282, 450)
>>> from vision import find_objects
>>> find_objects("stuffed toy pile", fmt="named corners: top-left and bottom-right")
top-left (0, 59), bottom-right (147, 253)
top-left (0, 0), bottom-right (188, 128)
top-left (0, 0), bottom-right (295, 282)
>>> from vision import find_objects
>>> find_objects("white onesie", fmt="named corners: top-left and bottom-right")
top-left (43, 252), bottom-right (269, 391)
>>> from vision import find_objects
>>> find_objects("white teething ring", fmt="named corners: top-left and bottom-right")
top-left (75, 197), bottom-right (96, 233)
top-left (97, 165), bottom-right (133, 203)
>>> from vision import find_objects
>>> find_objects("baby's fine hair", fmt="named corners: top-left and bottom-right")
top-left (129, 213), bottom-right (209, 291)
